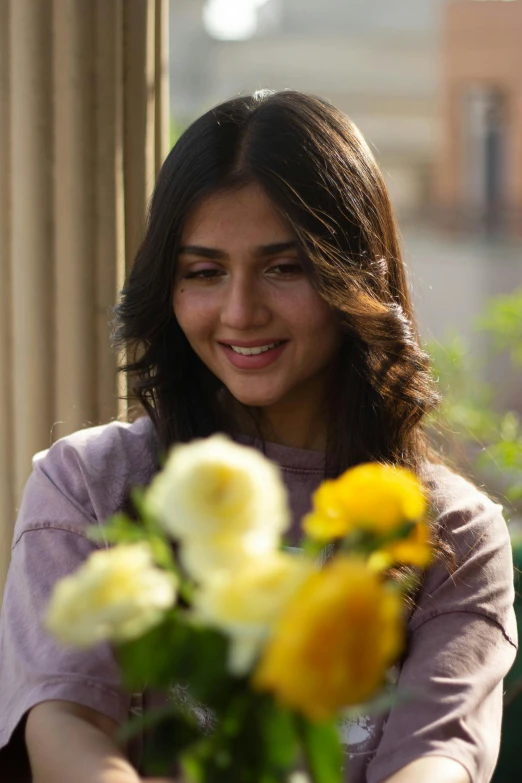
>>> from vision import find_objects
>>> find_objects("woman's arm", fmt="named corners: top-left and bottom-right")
top-left (382, 756), bottom-right (471, 783)
top-left (25, 700), bottom-right (143, 783)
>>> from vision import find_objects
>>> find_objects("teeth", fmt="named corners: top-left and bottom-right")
top-left (230, 342), bottom-right (280, 355)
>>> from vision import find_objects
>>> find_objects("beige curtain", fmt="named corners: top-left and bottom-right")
top-left (0, 0), bottom-right (170, 600)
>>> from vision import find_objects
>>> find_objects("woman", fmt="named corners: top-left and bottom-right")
top-left (0, 91), bottom-right (517, 783)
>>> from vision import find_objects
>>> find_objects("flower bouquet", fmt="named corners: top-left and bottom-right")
top-left (45, 435), bottom-right (431, 783)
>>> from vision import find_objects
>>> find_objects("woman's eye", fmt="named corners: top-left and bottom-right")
top-left (269, 263), bottom-right (303, 276)
top-left (183, 269), bottom-right (222, 280)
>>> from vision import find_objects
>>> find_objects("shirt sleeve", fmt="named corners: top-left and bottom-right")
top-left (0, 438), bottom-right (133, 770)
top-left (366, 465), bottom-right (518, 783)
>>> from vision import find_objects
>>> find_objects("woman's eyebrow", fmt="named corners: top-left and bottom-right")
top-left (254, 241), bottom-right (298, 258)
top-left (178, 245), bottom-right (225, 259)
top-left (178, 241), bottom-right (298, 260)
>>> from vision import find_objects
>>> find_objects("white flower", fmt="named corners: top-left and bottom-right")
top-left (45, 543), bottom-right (177, 648)
top-left (192, 552), bottom-right (315, 675)
top-left (180, 524), bottom-right (286, 582)
top-left (287, 774), bottom-right (312, 783)
top-left (145, 435), bottom-right (290, 560)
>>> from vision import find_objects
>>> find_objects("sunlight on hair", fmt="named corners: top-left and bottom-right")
top-left (203, 0), bottom-right (270, 41)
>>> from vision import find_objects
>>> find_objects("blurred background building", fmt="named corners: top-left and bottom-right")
top-left (170, 0), bottom-right (522, 412)
top-left (171, 0), bottom-right (444, 216)
top-left (438, 1), bottom-right (522, 234)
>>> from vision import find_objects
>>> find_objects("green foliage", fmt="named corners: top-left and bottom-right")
top-left (178, 693), bottom-right (301, 783)
top-left (115, 613), bottom-right (230, 696)
top-left (427, 290), bottom-right (522, 783)
top-left (114, 615), bottom-right (309, 781)
top-left (477, 291), bottom-right (522, 366)
top-left (296, 716), bottom-right (343, 783)
top-left (142, 711), bottom-right (203, 777)
top-left (427, 289), bottom-right (522, 518)
top-left (87, 512), bottom-right (147, 546)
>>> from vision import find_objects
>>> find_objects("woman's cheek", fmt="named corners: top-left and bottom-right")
top-left (174, 290), bottom-right (216, 337)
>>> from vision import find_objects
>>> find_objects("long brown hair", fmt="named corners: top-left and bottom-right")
top-left (113, 90), bottom-right (440, 479)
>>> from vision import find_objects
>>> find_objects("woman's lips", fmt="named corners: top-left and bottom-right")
top-left (219, 341), bottom-right (288, 370)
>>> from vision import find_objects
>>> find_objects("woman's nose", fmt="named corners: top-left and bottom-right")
top-left (219, 277), bottom-right (270, 331)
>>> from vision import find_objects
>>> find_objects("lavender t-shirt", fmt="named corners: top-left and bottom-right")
top-left (0, 418), bottom-right (517, 782)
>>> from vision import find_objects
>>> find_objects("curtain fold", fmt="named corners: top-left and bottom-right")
top-left (0, 0), bottom-right (170, 599)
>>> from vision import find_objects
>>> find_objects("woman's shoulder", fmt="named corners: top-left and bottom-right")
top-left (420, 459), bottom-right (506, 534)
top-left (43, 416), bottom-right (156, 467)
top-left (14, 417), bottom-right (158, 545)
top-left (414, 460), bottom-right (517, 647)
top-left (420, 459), bottom-right (511, 576)
top-left (34, 416), bottom-right (158, 491)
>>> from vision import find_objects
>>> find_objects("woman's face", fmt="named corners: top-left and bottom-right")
top-left (173, 182), bottom-right (342, 418)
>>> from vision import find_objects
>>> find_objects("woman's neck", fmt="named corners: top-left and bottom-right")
top-left (218, 388), bottom-right (328, 451)
top-left (259, 407), bottom-right (327, 450)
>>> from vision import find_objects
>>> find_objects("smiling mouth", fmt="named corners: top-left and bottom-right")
top-left (219, 340), bottom-right (288, 369)
top-left (228, 341), bottom-right (284, 356)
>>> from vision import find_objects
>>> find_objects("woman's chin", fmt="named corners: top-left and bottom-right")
top-left (236, 396), bottom-right (280, 409)
top-left (227, 388), bottom-right (283, 409)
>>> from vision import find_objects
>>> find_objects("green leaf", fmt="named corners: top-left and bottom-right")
top-left (131, 487), bottom-right (159, 530)
top-left (147, 533), bottom-right (178, 572)
top-left (297, 716), bottom-right (343, 783)
top-left (175, 624), bottom-right (233, 706)
top-left (115, 612), bottom-right (191, 689)
top-left (140, 711), bottom-right (203, 777)
top-left (116, 612), bottom-right (236, 703)
top-left (301, 538), bottom-right (325, 558)
top-left (181, 692), bottom-right (298, 783)
top-left (259, 699), bottom-right (299, 770)
top-left (86, 513), bottom-right (147, 546)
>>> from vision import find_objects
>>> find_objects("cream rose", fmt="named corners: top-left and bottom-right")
top-left (180, 524), bottom-right (287, 582)
top-left (145, 435), bottom-right (290, 554)
top-left (192, 552), bottom-right (315, 675)
top-left (45, 543), bottom-right (177, 648)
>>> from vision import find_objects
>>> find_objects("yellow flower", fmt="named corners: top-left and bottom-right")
top-left (369, 521), bottom-right (432, 570)
top-left (146, 435), bottom-right (290, 560)
top-left (45, 544), bottom-right (177, 648)
top-left (302, 480), bottom-right (352, 541)
top-left (252, 556), bottom-right (404, 721)
top-left (303, 463), bottom-right (426, 541)
top-left (192, 552), bottom-right (315, 675)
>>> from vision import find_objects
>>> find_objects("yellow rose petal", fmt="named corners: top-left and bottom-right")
top-left (193, 552), bottom-right (316, 675)
top-left (383, 522), bottom-right (432, 568)
top-left (253, 556), bottom-right (404, 721)
top-left (304, 463), bottom-right (427, 541)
